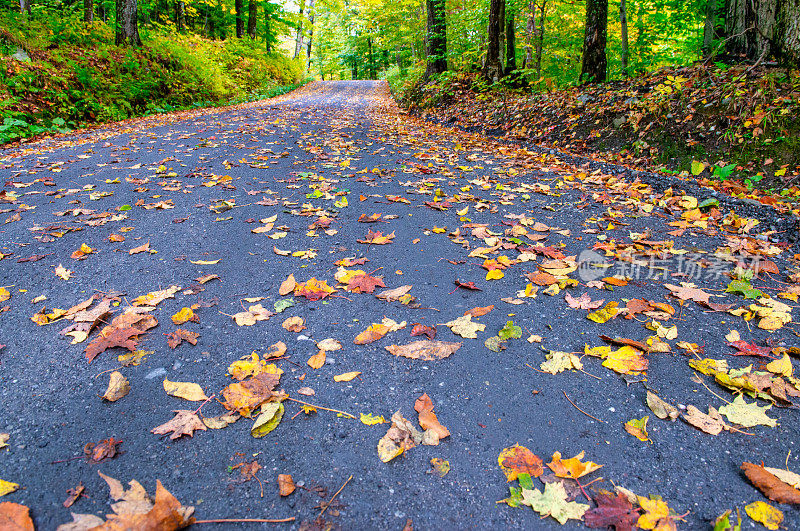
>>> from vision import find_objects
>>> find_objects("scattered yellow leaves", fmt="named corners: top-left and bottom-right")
top-left (163, 378), bottom-right (208, 401)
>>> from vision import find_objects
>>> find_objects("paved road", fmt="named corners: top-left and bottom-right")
top-left (1, 81), bottom-right (799, 529)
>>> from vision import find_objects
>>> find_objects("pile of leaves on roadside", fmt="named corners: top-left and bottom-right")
top-left (405, 64), bottom-right (800, 199)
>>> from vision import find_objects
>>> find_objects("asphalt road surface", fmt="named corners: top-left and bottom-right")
top-left (1, 81), bottom-right (799, 530)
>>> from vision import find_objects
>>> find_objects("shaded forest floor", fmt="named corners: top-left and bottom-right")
top-left (401, 64), bottom-right (800, 214)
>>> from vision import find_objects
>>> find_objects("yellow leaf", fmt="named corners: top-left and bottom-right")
top-left (624, 416), bottom-right (651, 443)
top-left (171, 307), bottom-right (194, 325)
top-left (55, 264), bottom-right (73, 280)
top-left (360, 413), bottom-right (387, 425)
top-left (334, 371), bottom-right (361, 382)
top-left (0, 479), bottom-right (19, 497)
top-left (766, 353), bottom-right (793, 377)
top-left (0, 287), bottom-right (10, 302)
top-left (308, 350), bottom-right (326, 369)
top-left (190, 259), bottom-right (220, 265)
top-left (486, 269), bottom-right (504, 280)
top-left (587, 301), bottom-right (619, 323)
top-left (637, 497), bottom-right (671, 530)
top-left (163, 378), bottom-right (209, 401)
top-left (745, 501), bottom-right (782, 530)
top-left (547, 451), bottom-right (603, 479)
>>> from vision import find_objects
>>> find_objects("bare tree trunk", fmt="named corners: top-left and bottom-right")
top-left (247, 0), bottom-right (257, 38)
top-left (702, 0), bottom-right (715, 56)
top-left (724, 0), bottom-right (777, 61)
top-left (20, 0), bottom-right (31, 14)
top-left (85, 0), bottom-right (94, 22)
top-left (235, 0), bottom-right (244, 38)
top-left (535, 1), bottom-right (547, 79)
top-left (294, 0), bottom-right (306, 59)
top-left (777, 0), bottom-right (800, 65)
top-left (505, 7), bottom-right (517, 75)
top-left (524, 0), bottom-right (535, 68)
top-left (116, 0), bottom-right (141, 46)
top-left (499, 0), bottom-right (506, 66)
top-left (425, 0), bottom-right (448, 77)
top-left (305, 0), bottom-right (316, 65)
top-left (580, 0), bottom-right (608, 83)
top-left (177, 1), bottom-right (185, 30)
top-left (483, 0), bottom-right (505, 82)
top-left (620, 0), bottom-right (629, 75)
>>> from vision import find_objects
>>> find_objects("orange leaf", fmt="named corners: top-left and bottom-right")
top-left (464, 305), bottom-right (494, 318)
top-left (354, 323), bottom-right (389, 344)
top-left (307, 350), bottom-right (326, 369)
top-left (498, 444), bottom-right (544, 482)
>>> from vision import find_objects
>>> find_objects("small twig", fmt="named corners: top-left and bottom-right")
top-left (193, 394), bottom-right (215, 416)
top-left (94, 366), bottom-right (124, 379)
top-left (693, 372), bottom-right (732, 405)
top-left (286, 397), bottom-right (356, 419)
top-left (319, 474), bottom-right (353, 518)
top-left (194, 517), bottom-right (295, 524)
top-left (563, 391), bottom-right (604, 423)
top-left (50, 456), bottom-right (85, 465)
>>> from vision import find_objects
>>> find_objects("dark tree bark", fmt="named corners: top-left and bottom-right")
top-left (424, 0), bottom-right (447, 77)
top-left (247, 0), bottom-right (257, 38)
top-left (619, 0), bottom-right (629, 75)
top-left (306, 0), bottom-right (316, 62)
top-left (724, 0), bottom-right (776, 61)
top-left (505, 6), bottom-right (517, 74)
top-left (777, 0), bottom-right (800, 65)
top-left (235, 0), bottom-right (244, 38)
top-left (98, 0), bottom-right (107, 21)
top-left (535, 1), bottom-right (546, 79)
top-left (702, 0), bottom-right (716, 56)
top-left (523, 0), bottom-right (535, 68)
top-left (580, 0), bottom-right (608, 83)
top-left (116, 0), bottom-right (141, 46)
top-left (84, 0), bottom-right (94, 23)
top-left (177, 0), bottom-right (186, 31)
top-left (483, 0), bottom-right (505, 83)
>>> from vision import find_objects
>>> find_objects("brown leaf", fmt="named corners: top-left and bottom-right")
top-left (498, 444), bottom-right (544, 482)
top-left (584, 491), bottom-right (639, 530)
top-left (411, 323), bottom-right (437, 339)
top-left (599, 335), bottom-right (650, 352)
top-left (346, 274), bottom-right (386, 294)
top-left (376, 285), bottom-right (412, 301)
top-left (84, 327), bottom-right (141, 362)
top-left (454, 279), bottom-right (482, 291)
top-left (63, 483), bottom-right (85, 508)
top-left (151, 410), bottom-right (207, 440)
top-left (279, 274), bottom-right (296, 296)
top-left (282, 316), bottom-right (306, 332)
top-left (84, 437), bottom-right (123, 463)
top-left (278, 474), bottom-right (296, 496)
top-left (129, 241), bottom-right (151, 255)
top-left (102, 371), bottom-right (130, 402)
top-left (100, 479), bottom-right (195, 530)
top-left (664, 283), bottom-right (711, 304)
top-left (221, 373), bottom-right (280, 416)
top-left (0, 502), bottom-right (34, 531)
top-left (464, 305), bottom-right (494, 318)
top-left (414, 393), bottom-right (449, 441)
top-left (357, 230), bottom-right (395, 244)
top-left (741, 462), bottom-right (800, 504)
top-left (385, 340), bottom-right (461, 361)
top-left (566, 293), bottom-right (605, 310)
top-left (166, 329), bottom-right (200, 349)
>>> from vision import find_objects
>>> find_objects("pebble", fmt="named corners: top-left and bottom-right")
top-left (145, 367), bottom-right (167, 379)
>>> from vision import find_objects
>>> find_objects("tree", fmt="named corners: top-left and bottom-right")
top-left (580, 0), bottom-right (608, 83)
top-left (116, 0), bottom-right (141, 46)
top-left (425, 0), bottom-right (447, 77)
top-left (84, 0), bottom-right (94, 23)
top-left (483, 0), bottom-right (504, 83)
top-left (177, 1), bottom-right (186, 31)
top-left (523, 0), bottom-right (535, 68)
top-left (235, 0), bottom-right (244, 38)
top-left (723, 0), bottom-right (799, 65)
top-left (776, 0), bottom-right (800, 65)
top-left (20, 0), bottom-right (31, 14)
top-left (619, 0), bottom-right (629, 75)
top-left (248, 0), bottom-right (258, 38)
top-left (306, 0), bottom-right (317, 64)
top-left (702, 0), bottom-right (716, 56)
top-left (505, 4), bottom-right (516, 75)
top-left (294, 0), bottom-right (306, 59)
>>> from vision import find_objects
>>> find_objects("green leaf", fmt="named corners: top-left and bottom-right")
top-left (698, 198), bottom-right (719, 209)
top-left (521, 482), bottom-right (589, 524)
top-left (718, 395), bottom-right (776, 428)
top-left (725, 280), bottom-right (763, 299)
top-left (498, 320), bottom-right (522, 340)
top-left (119, 204), bottom-right (132, 211)
top-left (251, 402), bottom-right (284, 438)
top-left (484, 335), bottom-right (505, 352)
top-left (274, 298), bottom-right (294, 313)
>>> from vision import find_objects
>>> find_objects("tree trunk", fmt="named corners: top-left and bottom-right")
top-left (499, 0), bottom-right (506, 66)
top-left (524, 1), bottom-right (535, 68)
top-left (620, 0), bottom-right (629, 75)
top-left (177, 0), bottom-right (185, 30)
top-left (724, 0), bottom-right (777, 61)
top-left (235, 0), bottom-right (244, 38)
top-left (116, 0), bottom-right (141, 46)
top-left (777, 0), bottom-right (800, 65)
top-left (702, 0), bottom-right (715, 56)
top-left (20, 0), bottom-right (31, 14)
top-left (580, 0), bottom-right (608, 83)
top-left (505, 7), bottom-right (517, 74)
top-left (84, 0), bottom-right (94, 22)
top-left (483, 0), bottom-right (505, 83)
top-left (98, 0), bottom-right (107, 21)
top-left (294, 0), bottom-right (306, 59)
top-left (306, 0), bottom-right (315, 64)
top-left (247, 0), bottom-right (257, 38)
top-left (424, 0), bottom-right (448, 77)
top-left (264, 5), bottom-right (272, 51)
top-left (535, 1), bottom-right (547, 79)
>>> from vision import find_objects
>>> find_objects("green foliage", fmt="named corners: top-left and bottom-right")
top-left (0, 13), bottom-right (305, 145)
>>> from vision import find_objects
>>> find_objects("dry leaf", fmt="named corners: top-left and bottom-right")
top-left (308, 350), bottom-right (326, 369)
top-left (741, 462), bottom-right (800, 504)
top-left (151, 410), bottom-right (207, 440)
top-left (129, 241), bottom-right (151, 255)
top-left (282, 316), bottom-right (305, 332)
top-left (279, 274), bottom-right (296, 296)
top-left (0, 503), bottom-right (34, 531)
top-left (334, 372), bottom-right (361, 382)
top-left (385, 341), bottom-right (461, 361)
top-left (102, 371), bottom-right (130, 402)
top-left (278, 474), bottom-right (295, 496)
top-left (163, 379), bottom-right (208, 402)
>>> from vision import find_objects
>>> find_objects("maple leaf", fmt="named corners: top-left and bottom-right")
top-left (0, 502), bottom-right (33, 531)
top-left (637, 496), bottom-right (678, 530)
top-left (444, 315), bottom-right (485, 338)
top-left (294, 278), bottom-right (336, 301)
top-left (151, 410), bottom-right (207, 440)
top-left (221, 373), bottom-right (280, 416)
top-left (682, 405), bottom-right (726, 435)
top-left (357, 230), bottom-right (395, 244)
top-left (547, 450), bottom-right (603, 479)
top-left (540, 351), bottom-right (583, 374)
top-left (358, 213), bottom-right (382, 222)
top-left (84, 327), bottom-right (141, 362)
top-left (566, 293), bottom-right (605, 310)
top-left (521, 482), bottom-right (589, 524)
top-left (498, 445), bottom-right (544, 482)
top-left (718, 395), bottom-right (776, 427)
top-left (385, 340), bottom-right (461, 361)
top-left (741, 462), bottom-right (800, 504)
top-left (346, 273), bottom-right (386, 294)
top-left (83, 437), bottom-right (123, 463)
top-left (166, 329), bottom-right (199, 349)
top-left (585, 491), bottom-right (639, 531)
top-left (664, 282), bottom-right (712, 304)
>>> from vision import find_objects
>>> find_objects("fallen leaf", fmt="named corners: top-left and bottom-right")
top-left (682, 405), bottom-right (725, 435)
top-left (221, 373), bottom-right (280, 416)
top-left (584, 491), bottom-right (639, 530)
top-left (282, 316), bottom-right (306, 332)
top-left (414, 393), bottom-right (449, 441)
top-left (360, 413), bottom-right (387, 425)
top-left (151, 410), bottom-right (207, 440)
top-left (745, 500), bottom-right (782, 530)
top-left (354, 323), bottom-right (390, 344)
top-left (522, 482), bottom-right (589, 524)
top-left (278, 474), bottom-right (295, 496)
top-left (278, 274), bottom-right (296, 296)
top-left (102, 371), bottom-right (130, 402)
top-left (0, 502), bottom-right (33, 530)
top-left (251, 402), bottom-right (284, 438)
top-left (624, 416), bottom-right (651, 442)
top-left (171, 307), bottom-right (195, 325)
top-left (541, 351), bottom-right (583, 374)
top-left (547, 451), bottom-right (602, 479)
top-left (163, 379), bottom-right (208, 402)
top-left (444, 315), bottom-right (485, 339)
top-left (63, 483), bottom-right (85, 509)
top-left (637, 496), bottom-right (674, 530)
top-left (55, 264), bottom-right (73, 280)
top-left (566, 293), bottom-right (604, 310)
top-left (718, 395), bottom-right (776, 427)
top-left (0, 480), bottom-right (19, 497)
top-left (498, 445), bottom-right (544, 482)
top-left (166, 329), bottom-right (199, 349)
top-left (307, 350), bottom-right (326, 369)
top-left (129, 241), bottom-right (151, 255)
top-left (83, 437), bottom-right (122, 463)
top-left (646, 391), bottom-right (679, 421)
top-left (385, 341), bottom-right (461, 361)
top-left (334, 372), bottom-right (361, 382)
top-left (132, 286), bottom-right (180, 306)
top-left (587, 301), bottom-right (619, 323)
top-left (376, 285), bottom-right (412, 301)
top-left (430, 458), bottom-right (450, 478)
top-left (377, 411), bottom-right (421, 463)
top-left (741, 462), bottom-right (800, 504)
